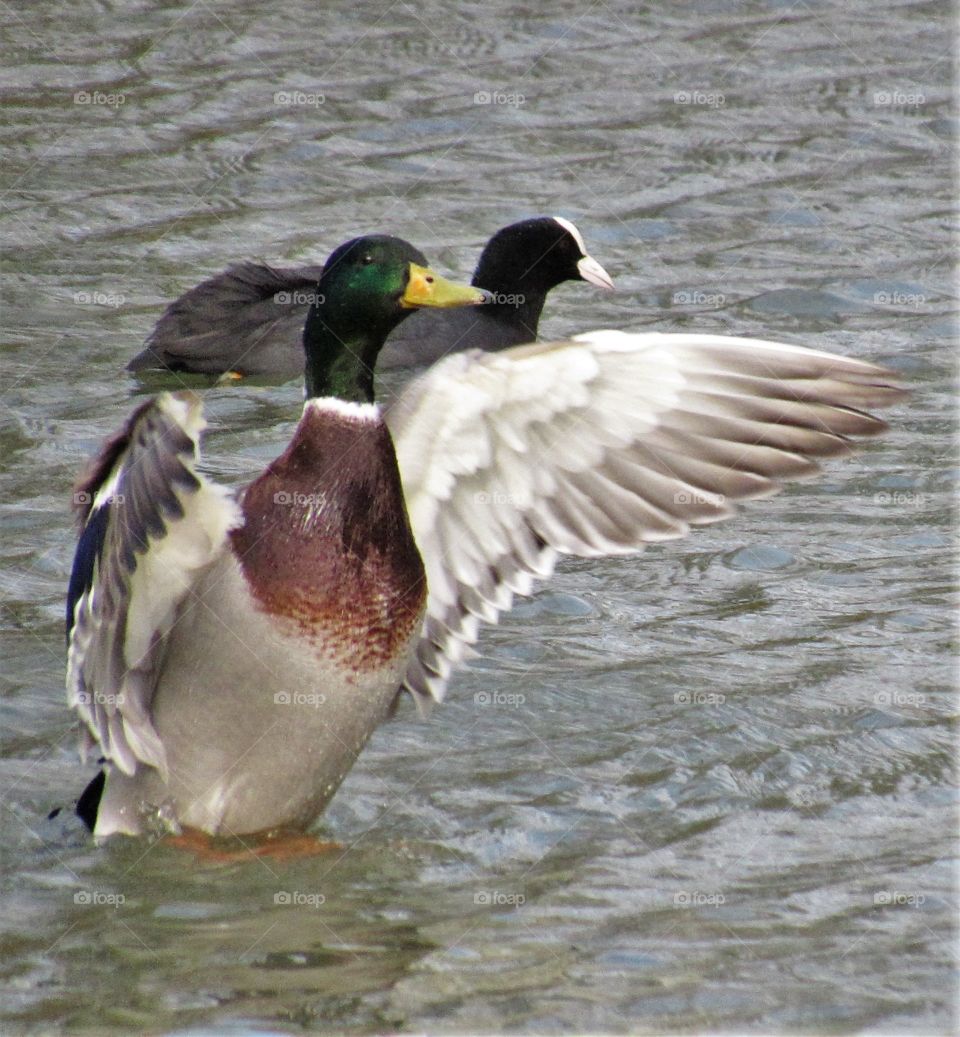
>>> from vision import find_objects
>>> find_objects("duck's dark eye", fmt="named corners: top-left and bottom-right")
top-left (361, 254), bottom-right (374, 265)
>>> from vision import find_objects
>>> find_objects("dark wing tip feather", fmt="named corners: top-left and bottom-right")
top-left (67, 393), bottom-right (203, 641)
top-left (72, 393), bottom-right (201, 524)
top-left (66, 504), bottom-right (109, 643)
top-left (72, 398), bottom-right (155, 526)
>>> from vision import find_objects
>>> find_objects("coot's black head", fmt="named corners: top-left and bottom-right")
top-left (471, 216), bottom-right (613, 298)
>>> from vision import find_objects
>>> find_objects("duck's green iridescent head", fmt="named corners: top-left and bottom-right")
top-left (303, 235), bottom-right (486, 402)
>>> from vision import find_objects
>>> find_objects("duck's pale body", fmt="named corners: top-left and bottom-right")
top-left (96, 548), bottom-right (417, 837)
top-left (74, 398), bottom-right (425, 838)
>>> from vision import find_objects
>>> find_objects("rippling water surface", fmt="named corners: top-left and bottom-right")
top-left (1, 1), bottom-right (956, 1033)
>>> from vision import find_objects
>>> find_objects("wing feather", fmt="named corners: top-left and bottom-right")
top-left (66, 392), bottom-right (242, 777)
top-left (387, 331), bottom-right (905, 710)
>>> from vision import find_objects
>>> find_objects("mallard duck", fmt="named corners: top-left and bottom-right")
top-left (125, 217), bottom-right (613, 379)
top-left (68, 235), bottom-right (904, 839)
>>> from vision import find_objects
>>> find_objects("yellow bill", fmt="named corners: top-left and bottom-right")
top-left (401, 263), bottom-right (490, 308)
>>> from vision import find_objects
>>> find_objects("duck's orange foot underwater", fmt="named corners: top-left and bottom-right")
top-left (163, 825), bottom-right (341, 864)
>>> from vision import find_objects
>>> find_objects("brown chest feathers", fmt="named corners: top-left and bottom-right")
top-left (230, 404), bottom-right (426, 670)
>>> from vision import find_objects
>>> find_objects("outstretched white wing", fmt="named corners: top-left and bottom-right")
top-left (387, 331), bottom-right (904, 709)
top-left (66, 392), bottom-right (241, 778)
